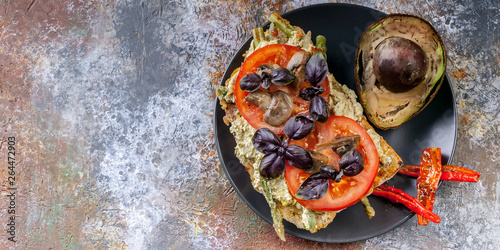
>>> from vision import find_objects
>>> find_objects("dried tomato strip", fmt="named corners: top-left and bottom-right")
top-left (372, 185), bottom-right (441, 223)
top-left (416, 148), bottom-right (442, 226)
top-left (399, 164), bottom-right (480, 182)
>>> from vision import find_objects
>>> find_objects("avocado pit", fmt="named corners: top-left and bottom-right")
top-left (373, 37), bottom-right (428, 93)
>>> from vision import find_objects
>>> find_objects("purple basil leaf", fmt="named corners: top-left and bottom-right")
top-left (284, 116), bottom-right (314, 140)
top-left (310, 96), bottom-right (329, 123)
top-left (333, 170), bottom-right (344, 182)
top-left (339, 149), bottom-right (364, 176)
top-left (240, 73), bottom-right (262, 92)
top-left (252, 128), bottom-right (282, 154)
top-left (295, 172), bottom-right (329, 200)
top-left (319, 165), bottom-right (340, 180)
top-left (305, 53), bottom-right (328, 87)
top-left (314, 85), bottom-right (325, 95)
top-left (285, 144), bottom-right (313, 170)
top-left (259, 152), bottom-right (286, 179)
top-left (299, 86), bottom-right (325, 101)
top-left (299, 87), bottom-right (316, 101)
top-left (270, 67), bottom-right (296, 86)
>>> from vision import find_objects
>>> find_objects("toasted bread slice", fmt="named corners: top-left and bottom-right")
top-left (216, 16), bottom-right (403, 237)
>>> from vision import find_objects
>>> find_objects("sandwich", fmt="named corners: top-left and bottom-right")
top-left (216, 13), bottom-right (402, 240)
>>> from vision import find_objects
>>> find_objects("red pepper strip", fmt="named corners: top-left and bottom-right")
top-left (399, 164), bottom-right (480, 182)
top-left (372, 185), bottom-right (441, 223)
top-left (416, 148), bottom-right (442, 225)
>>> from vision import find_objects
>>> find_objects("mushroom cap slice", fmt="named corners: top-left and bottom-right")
top-left (263, 90), bottom-right (293, 126)
top-left (287, 51), bottom-right (311, 94)
top-left (315, 134), bottom-right (361, 156)
top-left (244, 90), bottom-right (272, 111)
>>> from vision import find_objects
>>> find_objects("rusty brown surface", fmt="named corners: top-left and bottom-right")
top-left (0, 0), bottom-right (498, 249)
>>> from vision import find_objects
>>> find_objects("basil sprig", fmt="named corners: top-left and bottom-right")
top-left (240, 67), bottom-right (296, 92)
top-left (252, 116), bottom-right (315, 179)
top-left (302, 53), bottom-right (330, 123)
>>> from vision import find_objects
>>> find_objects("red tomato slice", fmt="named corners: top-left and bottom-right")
top-left (285, 116), bottom-right (379, 212)
top-left (234, 44), bottom-right (330, 135)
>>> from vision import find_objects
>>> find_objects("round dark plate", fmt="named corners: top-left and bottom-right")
top-left (214, 3), bottom-right (456, 243)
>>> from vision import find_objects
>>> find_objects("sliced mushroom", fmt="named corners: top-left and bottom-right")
top-left (287, 51), bottom-right (311, 71)
top-left (257, 63), bottom-right (280, 77)
top-left (308, 150), bottom-right (329, 172)
top-left (315, 134), bottom-right (361, 156)
top-left (263, 90), bottom-right (293, 126)
top-left (287, 51), bottom-right (311, 94)
top-left (244, 90), bottom-right (272, 111)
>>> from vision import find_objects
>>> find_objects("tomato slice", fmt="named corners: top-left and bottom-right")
top-left (234, 44), bottom-right (330, 135)
top-left (285, 116), bottom-right (379, 212)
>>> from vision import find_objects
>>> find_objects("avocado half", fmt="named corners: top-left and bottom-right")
top-left (354, 14), bottom-right (446, 129)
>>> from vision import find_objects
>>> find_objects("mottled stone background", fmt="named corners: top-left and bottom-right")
top-left (0, 0), bottom-right (498, 249)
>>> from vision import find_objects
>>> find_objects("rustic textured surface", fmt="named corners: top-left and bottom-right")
top-left (0, 0), bottom-right (498, 248)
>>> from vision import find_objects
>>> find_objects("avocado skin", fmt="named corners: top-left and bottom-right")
top-left (354, 14), bottom-right (447, 130)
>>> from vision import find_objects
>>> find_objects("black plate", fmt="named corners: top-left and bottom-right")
top-left (214, 3), bottom-right (456, 243)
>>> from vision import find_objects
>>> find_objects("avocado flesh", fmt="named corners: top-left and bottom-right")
top-left (355, 14), bottom-right (446, 129)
